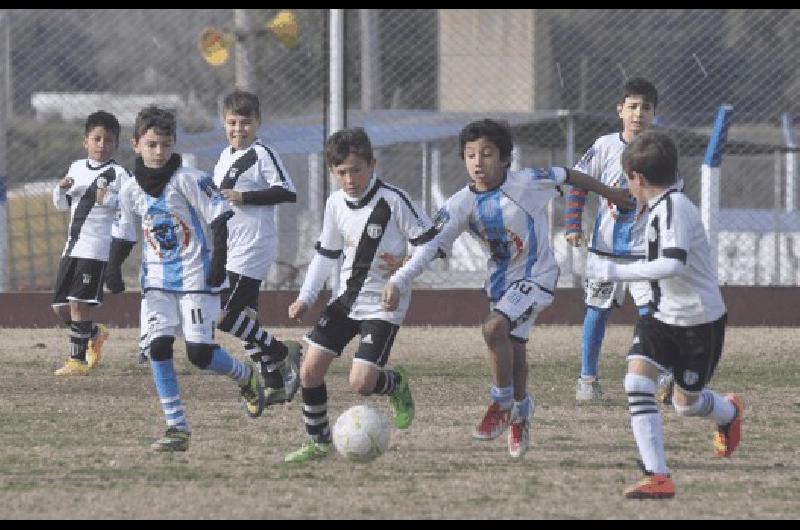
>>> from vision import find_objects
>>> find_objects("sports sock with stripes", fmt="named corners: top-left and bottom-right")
top-left (205, 347), bottom-right (252, 386)
top-left (625, 373), bottom-right (668, 475)
top-left (69, 321), bottom-right (93, 362)
top-left (149, 358), bottom-right (189, 431)
top-left (301, 384), bottom-right (331, 443)
top-left (372, 369), bottom-right (400, 396)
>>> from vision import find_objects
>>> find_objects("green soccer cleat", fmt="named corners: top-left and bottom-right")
top-left (240, 364), bottom-right (265, 418)
top-left (151, 428), bottom-right (191, 452)
top-left (388, 366), bottom-right (414, 429)
top-left (284, 441), bottom-right (332, 463)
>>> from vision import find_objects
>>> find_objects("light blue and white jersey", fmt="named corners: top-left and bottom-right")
top-left (117, 166), bottom-right (231, 294)
top-left (574, 133), bottom-right (646, 259)
top-left (433, 167), bottom-right (565, 302)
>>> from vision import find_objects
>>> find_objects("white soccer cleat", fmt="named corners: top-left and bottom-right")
top-left (576, 377), bottom-right (604, 401)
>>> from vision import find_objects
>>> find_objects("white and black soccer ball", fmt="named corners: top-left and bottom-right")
top-left (332, 404), bottom-right (391, 463)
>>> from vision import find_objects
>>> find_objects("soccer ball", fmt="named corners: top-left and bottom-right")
top-left (332, 404), bottom-right (391, 462)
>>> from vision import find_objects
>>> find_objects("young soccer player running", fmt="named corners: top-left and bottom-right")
top-left (585, 131), bottom-right (742, 499)
top-left (213, 89), bottom-right (302, 408)
top-left (51, 110), bottom-right (130, 375)
top-left (283, 128), bottom-right (431, 463)
top-left (385, 119), bottom-right (634, 458)
top-left (564, 78), bottom-right (663, 401)
top-left (105, 106), bottom-right (265, 452)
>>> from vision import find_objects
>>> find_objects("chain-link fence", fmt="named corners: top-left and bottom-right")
top-left (2, 9), bottom-right (799, 292)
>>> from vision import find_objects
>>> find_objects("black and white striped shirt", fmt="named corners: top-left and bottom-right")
top-left (53, 159), bottom-right (132, 261)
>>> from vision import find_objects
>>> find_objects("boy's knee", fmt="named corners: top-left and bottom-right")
top-left (149, 336), bottom-right (175, 361)
top-left (482, 313), bottom-right (510, 343)
top-left (186, 342), bottom-right (215, 369)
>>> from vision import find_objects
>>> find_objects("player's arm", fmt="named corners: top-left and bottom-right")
top-left (104, 186), bottom-right (138, 294)
top-left (53, 175), bottom-right (74, 211)
top-left (289, 198), bottom-right (343, 320)
top-left (565, 169), bottom-right (634, 212)
top-left (222, 186), bottom-right (297, 206)
top-left (223, 148), bottom-right (297, 205)
top-left (563, 146), bottom-right (598, 247)
top-left (587, 254), bottom-right (684, 282)
top-left (289, 244), bottom-right (340, 320)
top-left (384, 201), bottom-right (462, 310)
top-left (208, 211), bottom-right (234, 287)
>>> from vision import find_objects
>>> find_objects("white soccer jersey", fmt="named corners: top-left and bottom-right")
top-left (574, 133), bottom-right (646, 258)
top-left (116, 166), bottom-right (232, 294)
top-left (53, 159), bottom-right (132, 261)
top-left (304, 178), bottom-right (437, 325)
top-left (642, 189), bottom-right (726, 325)
top-left (213, 140), bottom-right (296, 279)
top-left (592, 187), bottom-right (727, 326)
top-left (433, 167), bottom-right (565, 301)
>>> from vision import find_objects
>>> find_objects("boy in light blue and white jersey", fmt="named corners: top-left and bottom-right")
top-left (564, 77), bottom-right (659, 401)
top-left (385, 119), bottom-right (634, 459)
top-left (105, 106), bottom-right (266, 452)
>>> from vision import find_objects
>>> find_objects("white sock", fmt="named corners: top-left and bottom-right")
top-left (625, 373), bottom-right (669, 475)
top-left (702, 389), bottom-right (736, 426)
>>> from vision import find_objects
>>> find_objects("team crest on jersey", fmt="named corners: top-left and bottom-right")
top-left (433, 207), bottom-right (450, 231)
top-left (228, 167), bottom-right (238, 180)
top-left (481, 227), bottom-right (524, 262)
top-left (366, 223), bottom-right (383, 239)
top-left (143, 212), bottom-right (192, 259)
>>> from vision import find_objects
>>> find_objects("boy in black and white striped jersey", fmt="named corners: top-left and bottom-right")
top-left (212, 89), bottom-right (303, 409)
top-left (284, 128), bottom-right (435, 463)
top-left (51, 111), bottom-right (131, 376)
top-left (585, 131), bottom-right (743, 499)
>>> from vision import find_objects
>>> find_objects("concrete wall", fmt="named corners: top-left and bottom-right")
top-left (1, 287), bottom-right (796, 328)
top-left (438, 10), bottom-right (552, 112)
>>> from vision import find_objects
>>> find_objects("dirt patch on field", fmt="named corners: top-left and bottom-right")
top-left (0, 326), bottom-right (798, 519)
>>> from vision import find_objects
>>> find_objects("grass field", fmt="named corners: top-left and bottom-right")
top-left (0, 325), bottom-right (797, 519)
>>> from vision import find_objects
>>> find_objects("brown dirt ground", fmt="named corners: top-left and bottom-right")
top-left (0, 325), bottom-right (798, 519)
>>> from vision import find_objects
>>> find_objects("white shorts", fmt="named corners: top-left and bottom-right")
top-left (491, 279), bottom-right (555, 342)
top-left (141, 290), bottom-right (222, 346)
top-left (584, 253), bottom-right (651, 309)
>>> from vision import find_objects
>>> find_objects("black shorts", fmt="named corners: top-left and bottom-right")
top-left (306, 301), bottom-right (399, 367)
top-left (627, 313), bottom-right (727, 393)
top-left (52, 256), bottom-right (106, 306)
top-left (222, 271), bottom-right (261, 313)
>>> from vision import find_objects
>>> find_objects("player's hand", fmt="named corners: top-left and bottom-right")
top-left (608, 188), bottom-right (636, 213)
top-left (381, 282), bottom-right (401, 311)
top-left (58, 176), bottom-right (74, 189)
top-left (288, 299), bottom-right (307, 321)
top-left (377, 253), bottom-right (409, 279)
top-left (104, 269), bottom-right (125, 294)
top-left (221, 189), bottom-right (243, 205)
top-left (565, 232), bottom-right (585, 247)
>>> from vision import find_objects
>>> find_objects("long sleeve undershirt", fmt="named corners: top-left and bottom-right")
top-left (298, 252), bottom-right (336, 306)
top-left (601, 256), bottom-right (684, 282)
